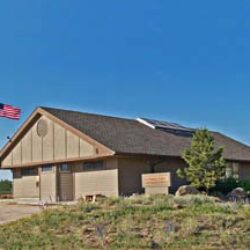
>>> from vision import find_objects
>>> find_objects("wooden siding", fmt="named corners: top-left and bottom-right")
top-left (42, 118), bottom-right (54, 161)
top-left (2, 116), bottom-right (96, 168)
top-left (12, 143), bottom-right (21, 166)
top-left (22, 132), bottom-right (32, 164)
top-left (66, 131), bottom-right (79, 158)
top-left (31, 124), bottom-right (42, 162)
top-left (54, 122), bottom-right (66, 160)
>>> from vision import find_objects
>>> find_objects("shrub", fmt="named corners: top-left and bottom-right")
top-left (212, 178), bottom-right (250, 195)
top-left (239, 179), bottom-right (250, 192)
top-left (212, 177), bottom-right (239, 195)
top-left (0, 180), bottom-right (12, 194)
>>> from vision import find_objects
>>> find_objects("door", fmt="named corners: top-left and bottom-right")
top-left (59, 164), bottom-right (74, 201)
top-left (40, 165), bottom-right (57, 203)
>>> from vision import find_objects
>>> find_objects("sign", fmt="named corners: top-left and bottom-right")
top-left (142, 173), bottom-right (171, 188)
top-left (142, 173), bottom-right (171, 195)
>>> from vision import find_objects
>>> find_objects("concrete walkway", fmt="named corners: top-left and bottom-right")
top-left (0, 203), bottom-right (42, 225)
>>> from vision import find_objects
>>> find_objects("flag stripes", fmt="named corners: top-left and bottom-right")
top-left (0, 103), bottom-right (21, 120)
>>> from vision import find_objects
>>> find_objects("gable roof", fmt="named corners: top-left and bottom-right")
top-left (41, 107), bottom-right (250, 162)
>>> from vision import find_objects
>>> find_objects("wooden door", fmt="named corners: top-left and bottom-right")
top-left (59, 164), bottom-right (74, 201)
top-left (40, 165), bottom-right (57, 203)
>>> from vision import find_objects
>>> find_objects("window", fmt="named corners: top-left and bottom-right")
top-left (42, 165), bottom-right (53, 172)
top-left (225, 167), bottom-right (232, 179)
top-left (21, 168), bottom-right (37, 176)
top-left (232, 163), bottom-right (239, 179)
top-left (226, 162), bottom-right (239, 179)
top-left (82, 161), bottom-right (104, 171)
top-left (60, 164), bottom-right (71, 172)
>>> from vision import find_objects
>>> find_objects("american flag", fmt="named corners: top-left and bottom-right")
top-left (0, 103), bottom-right (21, 120)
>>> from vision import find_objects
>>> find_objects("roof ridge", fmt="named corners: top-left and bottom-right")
top-left (40, 106), bottom-right (136, 122)
top-left (2, 106), bottom-right (250, 162)
top-left (41, 107), bottom-right (250, 150)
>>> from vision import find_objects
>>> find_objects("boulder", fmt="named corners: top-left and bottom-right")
top-left (228, 187), bottom-right (247, 200)
top-left (175, 185), bottom-right (199, 196)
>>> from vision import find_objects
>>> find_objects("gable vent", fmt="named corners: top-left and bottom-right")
top-left (37, 119), bottom-right (48, 138)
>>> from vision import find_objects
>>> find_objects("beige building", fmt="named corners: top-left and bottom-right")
top-left (1, 107), bottom-right (250, 202)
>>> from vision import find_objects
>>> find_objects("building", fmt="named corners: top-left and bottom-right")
top-left (1, 107), bottom-right (250, 202)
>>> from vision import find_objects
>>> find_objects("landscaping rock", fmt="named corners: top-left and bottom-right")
top-left (175, 185), bottom-right (199, 196)
top-left (208, 196), bottom-right (223, 203)
top-left (228, 187), bottom-right (248, 200)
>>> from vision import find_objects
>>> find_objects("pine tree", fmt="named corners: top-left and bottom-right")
top-left (0, 180), bottom-right (12, 194)
top-left (177, 129), bottom-right (226, 193)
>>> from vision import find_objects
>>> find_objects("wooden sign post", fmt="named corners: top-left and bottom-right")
top-left (142, 172), bottom-right (171, 195)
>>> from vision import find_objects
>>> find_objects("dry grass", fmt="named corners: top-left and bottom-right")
top-left (0, 195), bottom-right (249, 249)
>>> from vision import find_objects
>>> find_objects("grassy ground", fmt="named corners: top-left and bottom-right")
top-left (0, 195), bottom-right (249, 250)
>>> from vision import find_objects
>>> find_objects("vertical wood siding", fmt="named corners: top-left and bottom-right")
top-left (2, 116), bottom-right (96, 168)
top-left (42, 118), bottom-right (54, 161)
top-left (31, 124), bottom-right (42, 162)
top-left (54, 123), bottom-right (66, 160)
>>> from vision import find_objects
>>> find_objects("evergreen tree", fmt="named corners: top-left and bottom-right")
top-left (177, 129), bottom-right (226, 193)
top-left (0, 180), bottom-right (12, 194)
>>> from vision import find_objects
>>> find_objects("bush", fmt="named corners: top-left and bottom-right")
top-left (211, 178), bottom-right (239, 195)
top-left (212, 178), bottom-right (250, 195)
top-left (240, 179), bottom-right (250, 192)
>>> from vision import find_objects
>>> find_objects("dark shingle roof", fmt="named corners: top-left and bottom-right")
top-left (42, 107), bottom-right (250, 161)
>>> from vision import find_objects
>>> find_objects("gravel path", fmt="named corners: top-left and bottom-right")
top-left (0, 204), bottom-right (42, 225)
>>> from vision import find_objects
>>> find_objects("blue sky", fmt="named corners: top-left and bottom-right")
top-left (1, 1), bottom-right (250, 179)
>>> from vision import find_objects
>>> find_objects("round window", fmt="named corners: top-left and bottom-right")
top-left (37, 119), bottom-right (48, 138)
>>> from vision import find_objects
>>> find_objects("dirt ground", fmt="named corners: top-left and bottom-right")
top-left (0, 203), bottom-right (42, 225)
